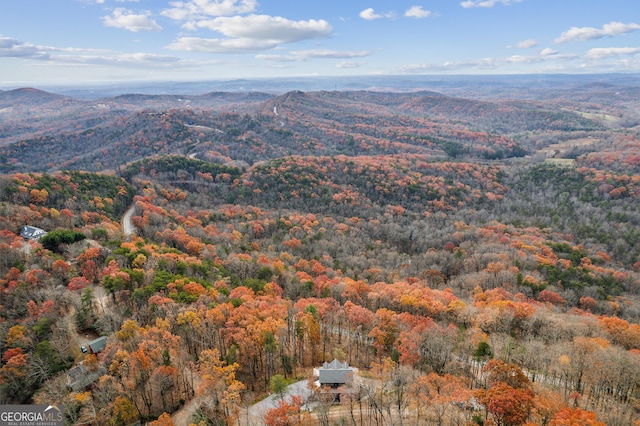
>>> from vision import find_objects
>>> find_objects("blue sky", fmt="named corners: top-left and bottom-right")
top-left (1, 0), bottom-right (639, 85)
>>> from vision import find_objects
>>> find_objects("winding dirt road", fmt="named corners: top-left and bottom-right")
top-left (122, 204), bottom-right (136, 239)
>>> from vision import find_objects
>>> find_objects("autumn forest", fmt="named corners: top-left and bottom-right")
top-left (1, 74), bottom-right (640, 426)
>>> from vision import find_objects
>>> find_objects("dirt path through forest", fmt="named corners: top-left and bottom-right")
top-left (122, 204), bottom-right (135, 239)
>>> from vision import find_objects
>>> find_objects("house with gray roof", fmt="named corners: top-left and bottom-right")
top-left (84, 336), bottom-right (107, 355)
top-left (67, 363), bottom-right (106, 392)
top-left (314, 359), bottom-right (357, 388)
top-left (20, 225), bottom-right (47, 240)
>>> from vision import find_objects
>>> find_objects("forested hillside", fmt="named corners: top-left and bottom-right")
top-left (1, 78), bottom-right (639, 426)
top-left (2, 84), bottom-right (628, 173)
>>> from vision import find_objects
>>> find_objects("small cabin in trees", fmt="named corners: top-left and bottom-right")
top-left (20, 225), bottom-right (47, 240)
top-left (70, 337), bottom-right (109, 390)
top-left (314, 359), bottom-right (357, 388)
top-left (67, 363), bottom-right (105, 392)
top-left (82, 336), bottom-right (107, 355)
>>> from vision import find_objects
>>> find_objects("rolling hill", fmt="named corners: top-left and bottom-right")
top-left (1, 86), bottom-right (613, 173)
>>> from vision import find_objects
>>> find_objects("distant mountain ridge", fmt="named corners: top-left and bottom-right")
top-left (0, 87), bottom-right (79, 108)
top-left (0, 78), bottom-right (629, 174)
top-left (4, 72), bottom-right (637, 99)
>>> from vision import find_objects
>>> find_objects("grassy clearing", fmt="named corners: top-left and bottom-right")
top-left (566, 109), bottom-right (619, 122)
top-left (544, 158), bottom-right (576, 167)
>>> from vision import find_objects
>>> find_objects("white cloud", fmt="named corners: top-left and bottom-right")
top-left (392, 59), bottom-right (495, 73)
top-left (503, 51), bottom-right (577, 63)
top-left (508, 39), bottom-right (538, 49)
top-left (336, 61), bottom-right (365, 69)
top-left (57, 52), bottom-right (182, 67)
top-left (254, 53), bottom-right (298, 62)
top-left (0, 37), bottom-right (49, 59)
top-left (0, 37), bottom-right (118, 59)
top-left (359, 8), bottom-right (394, 20)
top-left (0, 35), bottom-right (191, 69)
top-left (167, 37), bottom-right (278, 53)
top-left (256, 49), bottom-right (371, 62)
top-left (360, 8), bottom-right (380, 20)
top-left (391, 49), bottom-right (578, 73)
top-left (292, 49), bottom-right (371, 59)
top-left (102, 8), bottom-right (162, 32)
top-left (193, 15), bottom-right (331, 41)
top-left (460, 0), bottom-right (521, 8)
top-left (555, 21), bottom-right (640, 44)
top-left (405, 6), bottom-right (432, 19)
top-left (113, 53), bottom-right (177, 64)
top-left (585, 47), bottom-right (640, 59)
top-left (505, 55), bottom-right (540, 64)
top-left (540, 48), bottom-right (558, 56)
top-left (162, 0), bottom-right (257, 20)
top-left (162, 1), bottom-right (334, 56)
top-left (167, 15), bottom-right (332, 53)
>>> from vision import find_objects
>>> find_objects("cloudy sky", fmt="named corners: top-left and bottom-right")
top-left (1, 0), bottom-right (639, 85)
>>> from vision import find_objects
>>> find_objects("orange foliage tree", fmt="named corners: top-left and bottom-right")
top-left (264, 395), bottom-right (305, 426)
top-left (549, 407), bottom-right (605, 426)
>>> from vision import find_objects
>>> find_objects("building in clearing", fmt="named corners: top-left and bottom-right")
top-left (83, 336), bottom-right (107, 355)
top-left (70, 337), bottom-right (109, 391)
top-left (20, 225), bottom-right (47, 240)
top-left (67, 363), bottom-right (105, 392)
top-left (314, 359), bottom-right (358, 388)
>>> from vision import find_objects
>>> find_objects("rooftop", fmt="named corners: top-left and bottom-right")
top-left (20, 225), bottom-right (47, 240)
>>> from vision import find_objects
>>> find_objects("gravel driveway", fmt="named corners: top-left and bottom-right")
top-left (244, 380), bottom-right (313, 425)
